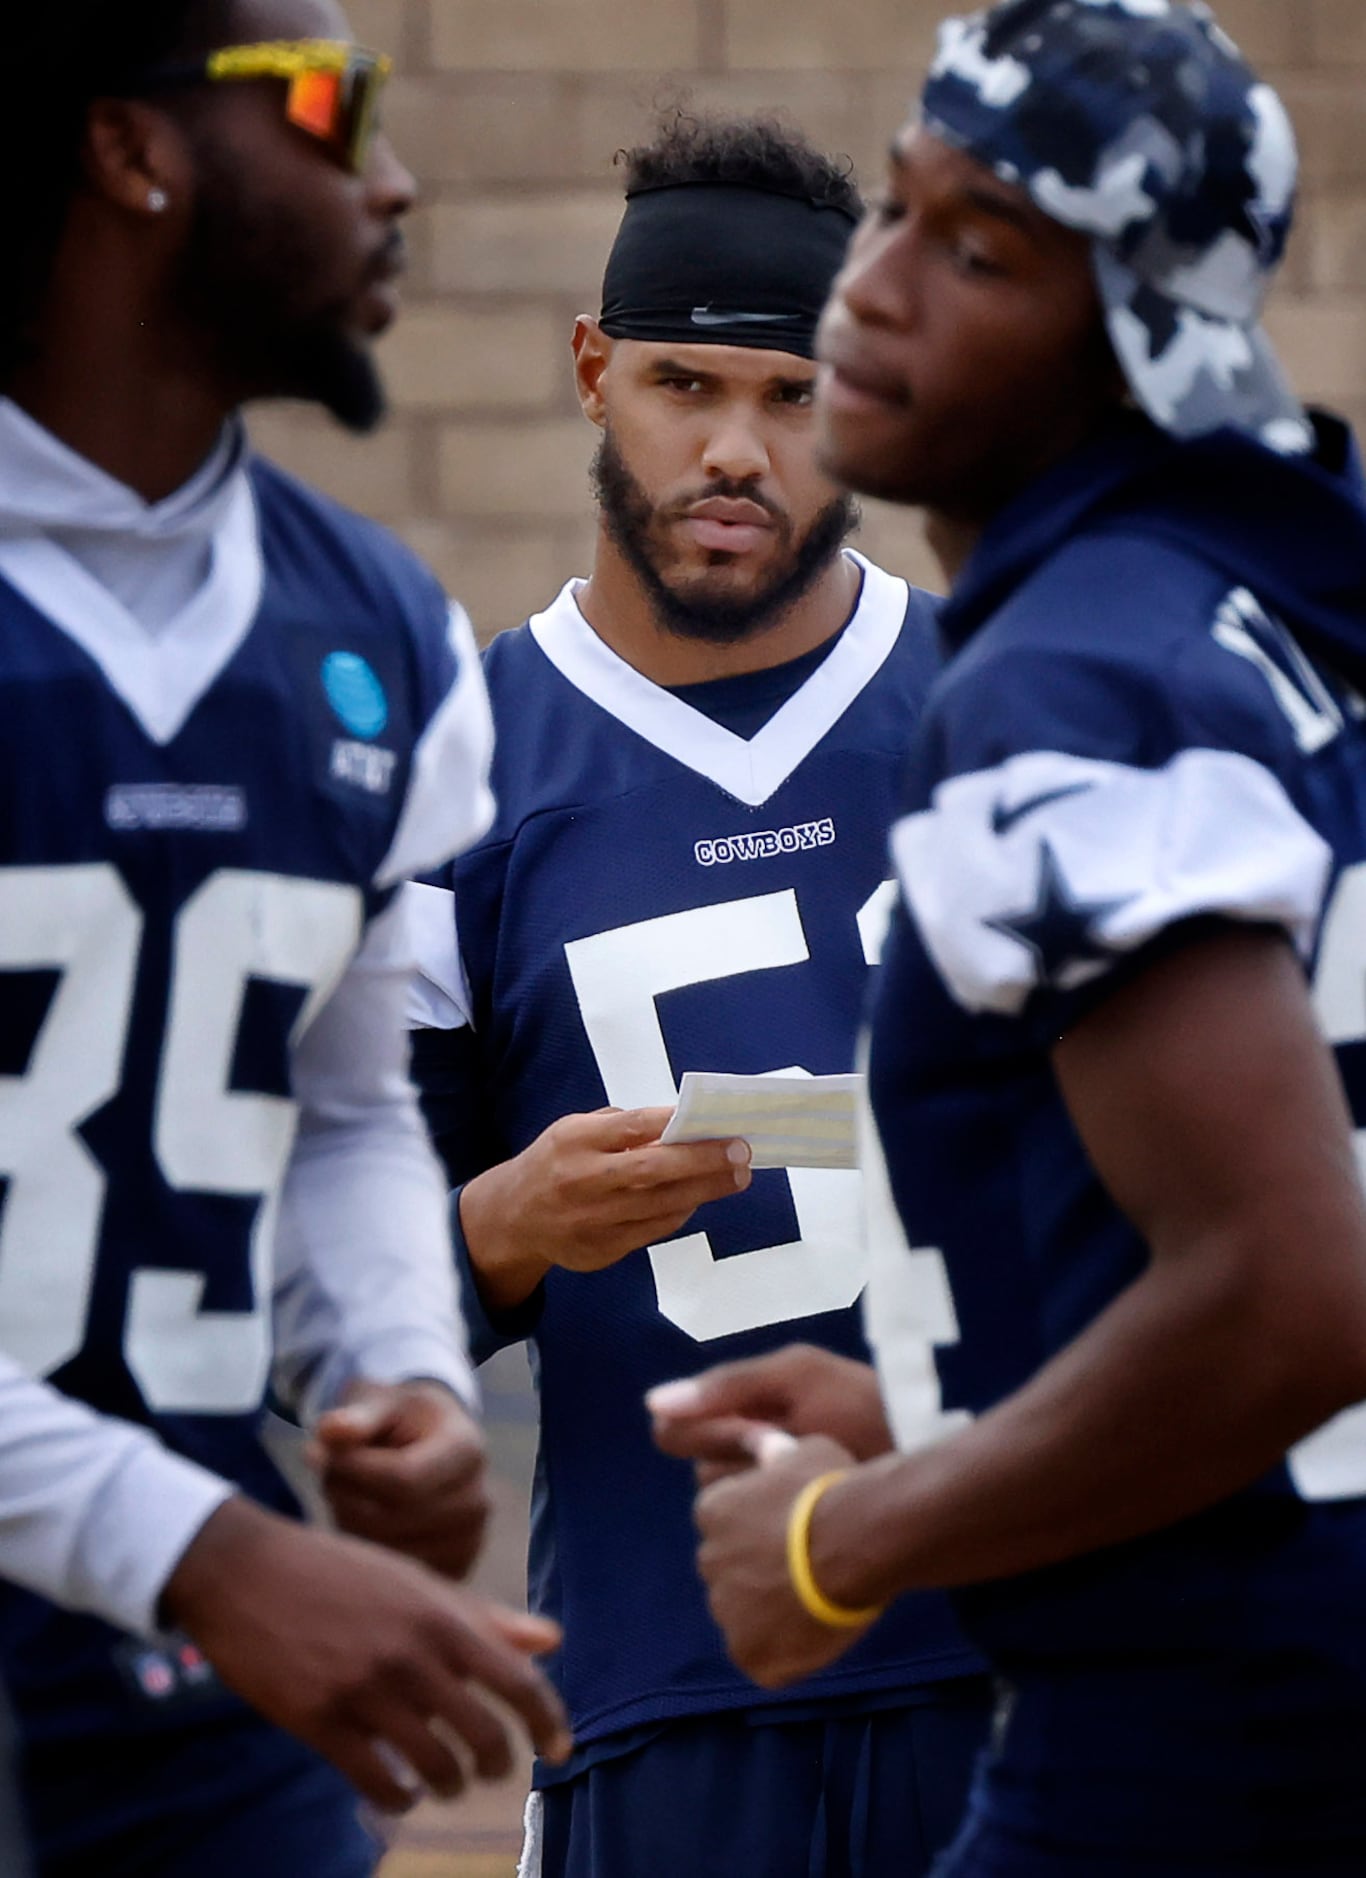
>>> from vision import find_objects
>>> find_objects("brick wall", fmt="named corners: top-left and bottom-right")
top-left (249, 0), bottom-right (1366, 636)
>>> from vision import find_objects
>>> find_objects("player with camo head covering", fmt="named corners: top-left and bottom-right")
top-left (656, 5), bottom-right (1366, 1874)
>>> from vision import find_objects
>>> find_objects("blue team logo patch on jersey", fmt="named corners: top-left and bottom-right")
top-left (322, 652), bottom-right (389, 741)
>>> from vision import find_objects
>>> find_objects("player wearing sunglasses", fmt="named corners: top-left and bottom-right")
top-left (47, 6), bottom-right (413, 442)
top-left (0, 3), bottom-right (570, 1876)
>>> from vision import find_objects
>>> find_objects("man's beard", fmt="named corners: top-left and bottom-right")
top-left (592, 431), bottom-right (857, 645)
top-left (174, 144), bottom-right (386, 434)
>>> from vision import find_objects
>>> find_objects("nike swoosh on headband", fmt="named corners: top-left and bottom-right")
top-left (690, 307), bottom-right (807, 327)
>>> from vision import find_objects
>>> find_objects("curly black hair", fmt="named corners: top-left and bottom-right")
top-left (2, 0), bottom-right (235, 381)
top-left (616, 111), bottom-right (862, 218)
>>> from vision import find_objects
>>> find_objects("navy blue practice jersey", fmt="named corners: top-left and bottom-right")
top-left (865, 416), bottom-right (1366, 1669)
top-left (0, 453), bottom-right (488, 1748)
top-left (411, 555), bottom-right (986, 1748)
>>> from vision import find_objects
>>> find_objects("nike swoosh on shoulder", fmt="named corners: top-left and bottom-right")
top-left (990, 781), bottom-right (1094, 837)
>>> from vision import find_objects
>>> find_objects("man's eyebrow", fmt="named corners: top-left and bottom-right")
top-left (649, 357), bottom-right (717, 380)
top-left (961, 183), bottom-right (1038, 233)
top-left (887, 137), bottom-right (1041, 235)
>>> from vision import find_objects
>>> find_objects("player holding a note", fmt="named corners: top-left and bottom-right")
top-left (406, 116), bottom-right (992, 1878)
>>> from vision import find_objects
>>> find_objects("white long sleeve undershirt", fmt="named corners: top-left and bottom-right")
top-left (0, 896), bottom-right (476, 1641)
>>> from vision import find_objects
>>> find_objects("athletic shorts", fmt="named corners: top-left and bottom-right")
top-left (528, 1678), bottom-right (994, 1878)
top-left (934, 1647), bottom-right (1366, 1876)
top-left (24, 1709), bottom-right (381, 1878)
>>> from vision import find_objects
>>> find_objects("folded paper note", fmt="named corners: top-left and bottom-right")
top-left (660, 1072), bottom-right (861, 1170)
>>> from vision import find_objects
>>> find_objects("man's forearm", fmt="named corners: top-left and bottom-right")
top-left (817, 930), bottom-right (1366, 1610)
top-left (812, 1239), bottom-right (1366, 1611)
top-left (458, 1161), bottom-right (553, 1316)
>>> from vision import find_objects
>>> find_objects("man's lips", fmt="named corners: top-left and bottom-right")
top-left (359, 241), bottom-right (408, 333)
top-left (817, 342), bottom-right (911, 415)
top-left (371, 234), bottom-right (409, 287)
top-left (688, 496), bottom-right (773, 526)
top-left (678, 496), bottom-right (776, 555)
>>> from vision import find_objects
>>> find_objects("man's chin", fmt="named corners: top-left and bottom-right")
top-left (643, 568), bottom-right (811, 645)
top-left (301, 343), bottom-right (388, 435)
top-left (657, 528), bottom-right (797, 589)
top-left (661, 568), bottom-right (789, 617)
top-left (815, 415), bottom-right (920, 505)
top-left (821, 453), bottom-right (924, 506)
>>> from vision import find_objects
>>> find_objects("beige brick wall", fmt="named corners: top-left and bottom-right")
top-left (253, 0), bottom-right (1366, 635)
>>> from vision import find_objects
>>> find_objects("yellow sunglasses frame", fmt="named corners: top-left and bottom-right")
top-left (133, 38), bottom-right (394, 174)
top-left (207, 40), bottom-right (393, 172)
top-left (204, 38), bottom-right (392, 85)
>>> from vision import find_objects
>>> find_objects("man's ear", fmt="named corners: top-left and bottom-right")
top-left (572, 315), bottom-right (614, 428)
top-left (83, 97), bottom-right (193, 221)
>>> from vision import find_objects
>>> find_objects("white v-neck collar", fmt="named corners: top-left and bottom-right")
top-left (0, 472), bottom-right (264, 746)
top-left (0, 399), bottom-right (241, 539)
top-left (529, 551), bottom-right (908, 808)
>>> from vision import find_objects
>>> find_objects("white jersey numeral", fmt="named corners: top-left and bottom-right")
top-left (1212, 589), bottom-right (1345, 756)
top-left (0, 865), bottom-right (361, 1413)
top-left (133, 872), bottom-right (361, 1412)
top-left (0, 868), bottom-right (143, 1378)
top-left (564, 886), bottom-right (889, 1344)
top-left (857, 1062), bottom-right (969, 1455)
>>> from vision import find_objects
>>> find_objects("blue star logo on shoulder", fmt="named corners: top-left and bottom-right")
top-left (987, 841), bottom-right (1136, 986)
top-left (322, 651), bottom-right (389, 741)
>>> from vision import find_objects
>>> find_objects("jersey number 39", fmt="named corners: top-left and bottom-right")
top-left (0, 864), bottom-right (360, 1414)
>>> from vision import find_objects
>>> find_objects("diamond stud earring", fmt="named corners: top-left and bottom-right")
top-left (148, 188), bottom-right (169, 213)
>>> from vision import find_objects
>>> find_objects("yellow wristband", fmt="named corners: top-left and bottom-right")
top-left (785, 1471), bottom-right (886, 1630)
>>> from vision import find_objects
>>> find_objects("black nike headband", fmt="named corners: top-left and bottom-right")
top-left (598, 181), bottom-right (859, 360)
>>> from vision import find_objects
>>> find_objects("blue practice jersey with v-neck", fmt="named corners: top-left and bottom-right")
top-left (0, 446), bottom-right (490, 1782)
top-left (865, 416), bottom-right (1366, 1693)
top-left (410, 554), bottom-right (987, 1751)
